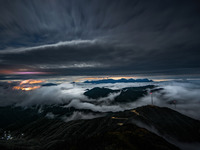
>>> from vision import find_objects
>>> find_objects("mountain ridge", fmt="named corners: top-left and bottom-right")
top-left (84, 78), bottom-right (153, 84)
top-left (0, 105), bottom-right (199, 150)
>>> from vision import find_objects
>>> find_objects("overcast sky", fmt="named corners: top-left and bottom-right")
top-left (0, 0), bottom-right (200, 79)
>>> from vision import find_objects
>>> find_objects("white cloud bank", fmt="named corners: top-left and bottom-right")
top-left (0, 80), bottom-right (200, 119)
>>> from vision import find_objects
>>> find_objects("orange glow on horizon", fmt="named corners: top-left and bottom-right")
top-left (0, 70), bottom-right (13, 74)
top-left (13, 85), bottom-right (41, 91)
top-left (153, 79), bottom-right (172, 82)
top-left (12, 86), bottom-right (21, 90)
top-left (12, 79), bottom-right (44, 91)
top-left (20, 79), bottom-right (44, 85)
top-left (0, 69), bottom-right (51, 75)
top-left (22, 86), bottom-right (41, 91)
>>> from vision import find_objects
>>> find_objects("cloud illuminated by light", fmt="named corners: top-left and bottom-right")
top-left (0, 39), bottom-right (98, 54)
top-left (0, 69), bottom-right (51, 75)
top-left (12, 79), bottom-right (45, 91)
top-left (13, 85), bottom-right (41, 91)
top-left (20, 79), bottom-right (44, 85)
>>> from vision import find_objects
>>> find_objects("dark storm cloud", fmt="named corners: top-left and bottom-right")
top-left (0, 0), bottom-right (200, 77)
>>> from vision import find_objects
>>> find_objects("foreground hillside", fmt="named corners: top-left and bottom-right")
top-left (0, 105), bottom-right (200, 150)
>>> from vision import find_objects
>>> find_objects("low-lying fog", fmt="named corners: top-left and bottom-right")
top-left (0, 79), bottom-right (200, 120)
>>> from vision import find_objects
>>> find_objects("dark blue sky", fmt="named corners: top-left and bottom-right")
top-left (0, 0), bottom-right (200, 79)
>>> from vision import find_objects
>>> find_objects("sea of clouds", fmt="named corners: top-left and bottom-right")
top-left (0, 79), bottom-right (200, 120)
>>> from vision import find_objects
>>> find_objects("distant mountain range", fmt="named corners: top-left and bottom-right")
top-left (84, 78), bottom-right (153, 84)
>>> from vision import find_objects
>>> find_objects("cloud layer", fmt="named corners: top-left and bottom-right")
top-left (0, 80), bottom-right (200, 119)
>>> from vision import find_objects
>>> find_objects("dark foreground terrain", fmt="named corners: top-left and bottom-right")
top-left (0, 105), bottom-right (200, 150)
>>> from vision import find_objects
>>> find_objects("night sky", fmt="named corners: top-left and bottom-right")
top-left (0, 0), bottom-right (200, 79)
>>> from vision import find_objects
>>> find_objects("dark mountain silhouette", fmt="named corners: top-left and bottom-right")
top-left (118, 105), bottom-right (200, 143)
top-left (0, 105), bottom-right (199, 150)
top-left (84, 78), bottom-right (153, 84)
top-left (84, 87), bottom-right (120, 99)
top-left (0, 106), bottom-right (100, 130)
top-left (0, 106), bottom-right (39, 130)
top-left (41, 83), bottom-right (58, 87)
